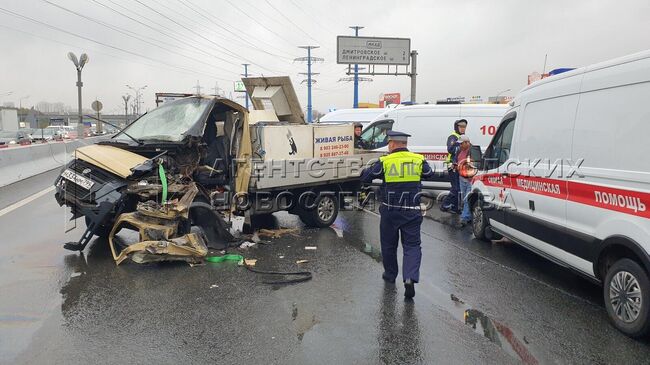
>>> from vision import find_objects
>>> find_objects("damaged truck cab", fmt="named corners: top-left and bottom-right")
top-left (55, 77), bottom-right (380, 262)
top-left (55, 94), bottom-right (251, 252)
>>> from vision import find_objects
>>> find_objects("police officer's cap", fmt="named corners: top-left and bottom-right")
top-left (387, 130), bottom-right (411, 142)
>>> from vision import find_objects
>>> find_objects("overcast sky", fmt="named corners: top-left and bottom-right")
top-left (0, 0), bottom-right (648, 115)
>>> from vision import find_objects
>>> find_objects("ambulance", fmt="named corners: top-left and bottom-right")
top-left (360, 103), bottom-right (508, 183)
top-left (469, 49), bottom-right (650, 337)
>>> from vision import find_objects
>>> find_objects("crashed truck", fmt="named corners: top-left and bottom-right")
top-left (54, 77), bottom-right (381, 264)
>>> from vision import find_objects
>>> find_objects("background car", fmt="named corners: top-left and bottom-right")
top-left (31, 127), bottom-right (64, 142)
top-left (0, 130), bottom-right (33, 146)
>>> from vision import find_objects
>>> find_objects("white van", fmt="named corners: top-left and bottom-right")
top-left (318, 107), bottom-right (389, 126)
top-left (469, 50), bottom-right (650, 337)
top-left (361, 104), bottom-right (508, 181)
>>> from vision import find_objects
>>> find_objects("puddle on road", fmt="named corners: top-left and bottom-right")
top-left (335, 213), bottom-right (542, 365)
top-left (291, 302), bottom-right (320, 341)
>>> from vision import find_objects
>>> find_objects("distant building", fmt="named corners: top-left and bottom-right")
top-left (0, 107), bottom-right (19, 131)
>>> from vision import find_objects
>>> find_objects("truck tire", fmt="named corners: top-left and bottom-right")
top-left (302, 194), bottom-right (339, 228)
top-left (603, 258), bottom-right (650, 338)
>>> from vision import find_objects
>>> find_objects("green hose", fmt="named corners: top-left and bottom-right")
top-left (205, 254), bottom-right (244, 263)
top-left (158, 163), bottom-right (168, 203)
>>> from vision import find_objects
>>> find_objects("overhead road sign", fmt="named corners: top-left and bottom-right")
top-left (337, 36), bottom-right (410, 65)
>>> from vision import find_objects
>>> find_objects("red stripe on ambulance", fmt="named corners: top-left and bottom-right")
top-left (474, 173), bottom-right (649, 219)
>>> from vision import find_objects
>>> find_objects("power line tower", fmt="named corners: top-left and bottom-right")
top-left (241, 63), bottom-right (250, 110)
top-left (194, 80), bottom-right (202, 95)
top-left (349, 26), bottom-right (364, 108)
top-left (295, 46), bottom-right (323, 123)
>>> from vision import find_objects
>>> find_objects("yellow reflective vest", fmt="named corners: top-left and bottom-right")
top-left (445, 131), bottom-right (462, 164)
top-left (380, 151), bottom-right (425, 183)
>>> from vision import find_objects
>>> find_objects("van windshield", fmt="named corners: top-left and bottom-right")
top-left (114, 98), bottom-right (211, 142)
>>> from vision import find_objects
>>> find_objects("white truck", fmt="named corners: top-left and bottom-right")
top-left (54, 77), bottom-right (381, 254)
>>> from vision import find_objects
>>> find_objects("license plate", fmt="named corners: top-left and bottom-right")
top-left (61, 169), bottom-right (95, 190)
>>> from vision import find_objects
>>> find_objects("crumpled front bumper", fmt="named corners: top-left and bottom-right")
top-left (54, 158), bottom-right (128, 229)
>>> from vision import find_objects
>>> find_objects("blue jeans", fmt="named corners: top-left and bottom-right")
top-left (459, 177), bottom-right (472, 222)
top-left (442, 169), bottom-right (460, 210)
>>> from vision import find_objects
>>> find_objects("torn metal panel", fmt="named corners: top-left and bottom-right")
top-left (108, 183), bottom-right (207, 265)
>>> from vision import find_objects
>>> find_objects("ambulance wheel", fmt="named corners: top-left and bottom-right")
top-left (471, 203), bottom-right (490, 241)
top-left (303, 194), bottom-right (338, 228)
top-left (604, 258), bottom-right (650, 338)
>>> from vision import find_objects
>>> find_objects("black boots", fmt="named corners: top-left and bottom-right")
top-left (404, 279), bottom-right (415, 298)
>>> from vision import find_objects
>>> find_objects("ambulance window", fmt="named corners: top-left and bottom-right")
top-left (361, 120), bottom-right (393, 149)
top-left (484, 117), bottom-right (516, 170)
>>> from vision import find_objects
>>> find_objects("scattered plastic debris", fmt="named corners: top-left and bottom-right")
top-left (279, 255), bottom-right (285, 259)
top-left (296, 260), bottom-right (309, 264)
top-left (244, 259), bottom-right (257, 267)
top-left (330, 223), bottom-right (344, 238)
top-left (210, 284), bottom-right (219, 289)
top-left (304, 246), bottom-right (317, 250)
top-left (239, 241), bottom-right (257, 249)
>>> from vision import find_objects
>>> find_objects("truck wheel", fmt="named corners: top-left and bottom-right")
top-left (604, 258), bottom-right (650, 338)
top-left (303, 194), bottom-right (339, 228)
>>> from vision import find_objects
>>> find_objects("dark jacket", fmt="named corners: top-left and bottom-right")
top-left (360, 148), bottom-right (435, 207)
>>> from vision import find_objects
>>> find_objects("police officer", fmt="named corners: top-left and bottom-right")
top-left (353, 122), bottom-right (367, 149)
top-left (361, 130), bottom-right (434, 299)
top-left (441, 119), bottom-right (468, 213)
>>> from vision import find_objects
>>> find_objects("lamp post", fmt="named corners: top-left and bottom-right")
top-left (0, 91), bottom-right (12, 106)
top-left (494, 88), bottom-right (511, 104)
top-left (18, 95), bottom-right (30, 109)
top-left (126, 84), bottom-right (147, 116)
top-left (68, 52), bottom-right (89, 139)
top-left (122, 94), bottom-right (131, 127)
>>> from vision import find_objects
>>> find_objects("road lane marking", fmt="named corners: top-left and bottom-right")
top-left (0, 186), bottom-right (55, 218)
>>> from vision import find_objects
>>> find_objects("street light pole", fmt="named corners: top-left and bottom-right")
top-left (0, 91), bottom-right (12, 106)
top-left (122, 95), bottom-right (131, 127)
top-left (495, 88), bottom-right (511, 104)
top-left (19, 95), bottom-right (30, 109)
top-left (126, 85), bottom-right (147, 116)
top-left (68, 52), bottom-right (89, 139)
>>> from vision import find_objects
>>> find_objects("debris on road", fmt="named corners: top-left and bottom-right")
top-left (296, 260), bottom-right (309, 264)
top-left (239, 241), bottom-right (257, 249)
top-left (244, 259), bottom-right (257, 267)
top-left (304, 246), bottom-right (317, 250)
top-left (257, 228), bottom-right (300, 238)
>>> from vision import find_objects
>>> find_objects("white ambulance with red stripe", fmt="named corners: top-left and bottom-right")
top-left (360, 103), bottom-right (508, 184)
top-left (469, 49), bottom-right (650, 337)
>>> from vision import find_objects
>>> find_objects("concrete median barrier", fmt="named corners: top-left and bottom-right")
top-left (0, 137), bottom-right (107, 188)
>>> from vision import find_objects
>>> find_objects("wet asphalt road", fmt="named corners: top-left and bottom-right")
top-left (2, 173), bottom-right (650, 364)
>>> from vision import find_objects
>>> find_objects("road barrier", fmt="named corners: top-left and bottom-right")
top-left (0, 137), bottom-right (107, 188)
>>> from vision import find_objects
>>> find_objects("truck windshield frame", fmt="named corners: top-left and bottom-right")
top-left (113, 97), bottom-right (213, 143)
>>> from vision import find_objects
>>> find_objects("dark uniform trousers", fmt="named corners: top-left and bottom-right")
top-left (379, 205), bottom-right (423, 283)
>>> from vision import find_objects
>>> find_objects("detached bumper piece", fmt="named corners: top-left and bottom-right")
top-left (108, 183), bottom-right (207, 265)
